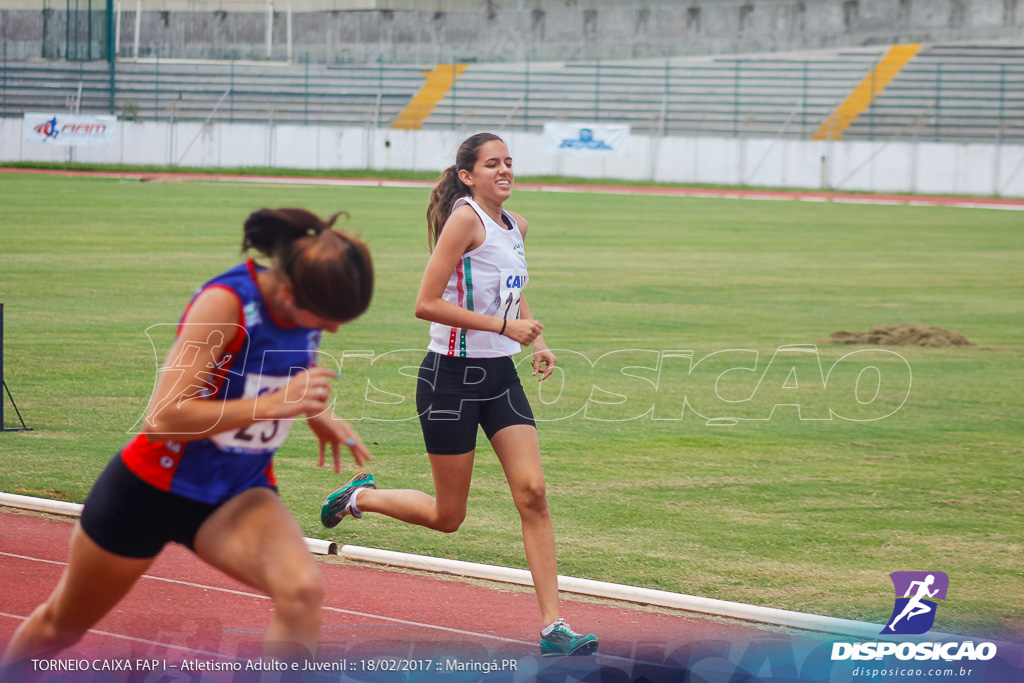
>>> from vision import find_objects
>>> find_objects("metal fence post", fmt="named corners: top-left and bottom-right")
top-left (733, 61), bottom-right (740, 138)
top-left (133, 0), bottom-right (140, 59)
top-left (0, 303), bottom-right (4, 430)
top-left (42, 3), bottom-right (49, 58)
top-left (934, 62), bottom-right (942, 142)
top-left (229, 59), bottom-right (234, 123)
top-left (994, 64), bottom-right (1005, 194)
top-left (0, 302), bottom-right (5, 430)
top-left (524, 56), bottom-right (530, 132)
top-left (869, 66), bottom-right (875, 141)
top-left (107, 0), bottom-right (115, 114)
top-left (802, 61), bottom-right (808, 137)
top-left (0, 303), bottom-right (31, 432)
top-left (154, 48), bottom-right (159, 121)
top-left (664, 58), bottom-right (671, 135)
top-left (998, 63), bottom-right (1006, 141)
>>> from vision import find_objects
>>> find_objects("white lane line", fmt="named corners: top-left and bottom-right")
top-left (0, 550), bottom-right (662, 664)
top-left (0, 551), bottom-right (65, 566)
top-left (0, 550), bottom-right (534, 647)
top-left (0, 611), bottom-right (245, 661)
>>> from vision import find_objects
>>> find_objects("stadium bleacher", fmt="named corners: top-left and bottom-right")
top-left (0, 58), bottom-right (426, 127)
top-left (2, 43), bottom-right (1022, 143)
top-left (846, 44), bottom-right (1024, 143)
top-left (427, 52), bottom-right (885, 138)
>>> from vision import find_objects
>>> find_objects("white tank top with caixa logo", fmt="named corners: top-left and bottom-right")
top-left (428, 197), bottom-right (528, 358)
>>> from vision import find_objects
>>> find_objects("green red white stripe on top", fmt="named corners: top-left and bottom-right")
top-left (447, 256), bottom-right (474, 357)
top-left (428, 196), bottom-right (524, 359)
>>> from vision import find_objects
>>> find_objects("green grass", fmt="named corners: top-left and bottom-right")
top-left (0, 171), bottom-right (1021, 642)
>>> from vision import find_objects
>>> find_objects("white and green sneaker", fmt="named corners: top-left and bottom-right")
top-left (321, 471), bottom-right (375, 528)
top-left (540, 619), bottom-right (598, 657)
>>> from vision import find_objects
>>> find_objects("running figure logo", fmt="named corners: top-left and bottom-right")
top-left (881, 571), bottom-right (949, 635)
top-left (33, 116), bottom-right (60, 141)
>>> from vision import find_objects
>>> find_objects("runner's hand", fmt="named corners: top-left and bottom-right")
top-left (309, 414), bottom-right (372, 472)
top-left (263, 366), bottom-right (336, 420)
top-left (532, 346), bottom-right (558, 381)
top-left (501, 318), bottom-right (544, 345)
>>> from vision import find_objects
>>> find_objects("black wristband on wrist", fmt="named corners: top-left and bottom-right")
top-left (499, 318), bottom-right (507, 336)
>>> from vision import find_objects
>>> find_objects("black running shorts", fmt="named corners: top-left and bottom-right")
top-left (416, 352), bottom-right (536, 455)
top-left (79, 455), bottom-right (267, 559)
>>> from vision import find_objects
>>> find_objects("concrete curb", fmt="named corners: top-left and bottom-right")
top-left (337, 545), bottom-right (889, 639)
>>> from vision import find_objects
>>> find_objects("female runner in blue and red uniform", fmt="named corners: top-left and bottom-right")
top-left (2, 207), bottom-right (374, 667)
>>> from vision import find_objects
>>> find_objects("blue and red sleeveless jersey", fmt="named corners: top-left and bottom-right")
top-left (121, 260), bottom-right (322, 505)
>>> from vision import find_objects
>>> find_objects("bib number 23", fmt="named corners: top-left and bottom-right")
top-left (212, 374), bottom-right (293, 452)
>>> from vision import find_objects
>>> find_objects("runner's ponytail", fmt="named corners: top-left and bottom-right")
top-left (242, 208), bottom-right (373, 322)
top-left (425, 132), bottom-right (504, 251)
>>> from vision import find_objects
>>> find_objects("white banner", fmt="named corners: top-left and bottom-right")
top-left (543, 122), bottom-right (629, 157)
top-left (24, 112), bottom-right (118, 147)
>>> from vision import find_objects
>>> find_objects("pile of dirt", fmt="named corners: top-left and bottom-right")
top-left (821, 324), bottom-right (975, 348)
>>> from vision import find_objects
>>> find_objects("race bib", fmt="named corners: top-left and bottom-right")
top-left (211, 373), bottom-right (294, 453)
top-left (497, 269), bottom-right (528, 323)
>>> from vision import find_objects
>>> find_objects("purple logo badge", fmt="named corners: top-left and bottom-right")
top-left (881, 571), bottom-right (949, 635)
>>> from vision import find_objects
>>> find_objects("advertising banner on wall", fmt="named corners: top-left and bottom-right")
top-left (543, 122), bottom-right (629, 157)
top-left (24, 113), bottom-right (118, 147)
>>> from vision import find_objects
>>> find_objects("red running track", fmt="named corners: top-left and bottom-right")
top-left (4, 167), bottom-right (1024, 210)
top-left (0, 508), bottom-right (815, 681)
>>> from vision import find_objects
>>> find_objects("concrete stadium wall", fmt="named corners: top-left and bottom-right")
top-left (2, 0), bottom-right (1023, 63)
top-left (3, 118), bottom-right (1023, 196)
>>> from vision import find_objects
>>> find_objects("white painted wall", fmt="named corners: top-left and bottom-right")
top-left (3, 118), bottom-right (1023, 197)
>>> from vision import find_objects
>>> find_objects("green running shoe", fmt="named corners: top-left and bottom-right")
top-left (321, 471), bottom-right (375, 528)
top-left (540, 619), bottom-right (598, 657)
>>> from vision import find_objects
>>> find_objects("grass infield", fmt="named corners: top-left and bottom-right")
top-left (0, 170), bottom-right (1021, 641)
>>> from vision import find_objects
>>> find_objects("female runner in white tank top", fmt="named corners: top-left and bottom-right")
top-left (318, 133), bottom-right (597, 657)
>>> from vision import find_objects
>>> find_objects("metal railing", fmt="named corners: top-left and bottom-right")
top-left (435, 57), bottom-right (879, 138)
top-left (0, 52), bottom-right (426, 128)
top-left (433, 50), bottom-right (1024, 143)
top-left (2, 44), bottom-right (1023, 143)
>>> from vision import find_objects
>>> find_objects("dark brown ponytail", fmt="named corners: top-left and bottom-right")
top-left (243, 208), bottom-right (374, 322)
top-left (242, 208), bottom-right (334, 256)
top-left (425, 132), bottom-right (504, 251)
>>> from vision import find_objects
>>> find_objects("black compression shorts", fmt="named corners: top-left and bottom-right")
top-left (79, 455), bottom-right (272, 559)
top-left (416, 352), bottom-right (536, 455)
